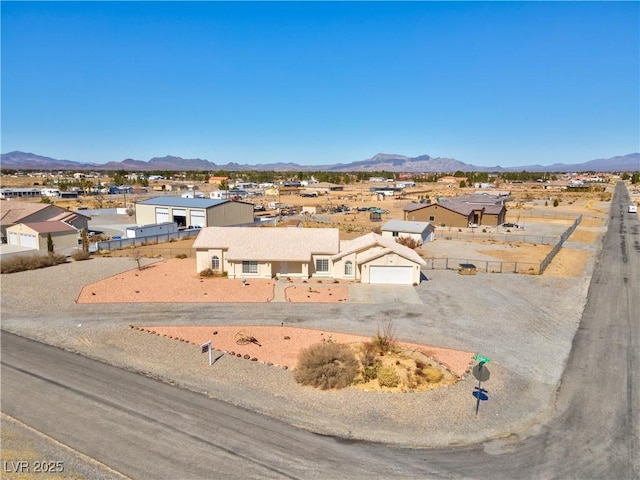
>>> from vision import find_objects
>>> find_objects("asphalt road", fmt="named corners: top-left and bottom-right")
top-left (1, 182), bottom-right (638, 479)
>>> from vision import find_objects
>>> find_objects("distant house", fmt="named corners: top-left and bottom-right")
top-left (403, 194), bottom-right (506, 228)
top-left (6, 221), bottom-right (78, 251)
top-left (0, 188), bottom-right (42, 199)
top-left (193, 227), bottom-right (425, 285)
top-left (381, 220), bottom-right (435, 245)
top-left (0, 203), bottom-right (89, 241)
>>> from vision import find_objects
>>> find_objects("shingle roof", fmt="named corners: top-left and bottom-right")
top-left (333, 232), bottom-right (426, 265)
top-left (381, 220), bottom-right (433, 234)
top-left (22, 221), bottom-right (77, 234)
top-left (136, 197), bottom-right (233, 208)
top-left (0, 203), bottom-right (50, 225)
top-left (193, 227), bottom-right (340, 261)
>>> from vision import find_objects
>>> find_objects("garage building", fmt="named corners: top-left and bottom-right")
top-left (134, 197), bottom-right (254, 229)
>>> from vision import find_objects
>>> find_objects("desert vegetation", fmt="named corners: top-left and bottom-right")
top-left (0, 252), bottom-right (67, 273)
top-left (295, 321), bottom-right (458, 392)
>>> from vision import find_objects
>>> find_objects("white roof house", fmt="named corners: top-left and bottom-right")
top-left (381, 220), bottom-right (435, 245)
top-left (194, 227), bottom-right (426, 285)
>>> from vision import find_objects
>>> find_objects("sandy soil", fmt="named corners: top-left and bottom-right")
top-left (76, 258), bottom-right (352, 304)
top-left (133, 324), bottom-right (474, 376)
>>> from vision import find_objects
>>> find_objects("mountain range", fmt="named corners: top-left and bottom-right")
top-left (1, 151), bottom-right (638, 173)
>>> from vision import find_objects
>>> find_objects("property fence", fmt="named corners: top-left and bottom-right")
top-left (422, 257), bottom-right (541, 275)
top-left (433, 231), bottom-right (559, 245)
top-left (91, 229), bottom-right (200, 252)
top-left (539, 214), bottom-right (583, 274)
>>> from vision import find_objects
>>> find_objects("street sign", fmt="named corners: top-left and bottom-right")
top-left (474, 354), bottom-right (491, 364)
top-left (201, 341), bottom-right (212, 365)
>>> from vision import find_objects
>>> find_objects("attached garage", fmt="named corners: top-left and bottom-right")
top-left (369, 266), bottom-right (414, 285)
top-left (18, 233), bottom-right (38, 249)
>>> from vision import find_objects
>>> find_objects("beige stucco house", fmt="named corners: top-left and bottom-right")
top-left (6, 221), bottom-right (78, 251)
top-left (193, 227), bottom-right (426, 285)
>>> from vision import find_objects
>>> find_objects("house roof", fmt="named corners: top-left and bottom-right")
top-left (0, 203), bottom-right (89, 228)
top-left (21, 221), bottom-right (77, 234)
top-left (333, 232), bottom-right (426, 265)
top-left (0, 203), bottom-right (50, 226)
top-left (381, 220), bottom-right (433, 234)
top-left (193, 226), bottom-right (340, 261)
top-left (403, 195), bottom-right (506, 216)
top-left (136, 197), bottom-right (244, 209)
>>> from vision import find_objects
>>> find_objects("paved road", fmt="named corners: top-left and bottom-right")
top-left (1, 182), bottom-right (638, 479)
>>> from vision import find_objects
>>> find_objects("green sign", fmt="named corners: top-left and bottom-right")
top-left (474, 354), bottom-right (491, 364)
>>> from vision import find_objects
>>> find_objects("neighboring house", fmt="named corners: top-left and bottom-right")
top-left (134, 197), bottom-right (254, 229)
top-left (0, 202), bottom-right (90, 241)
top-left (403, 194), bottom-right (507, 228)
top-left (6, 221), bottom-right (78, 251)
top-left (381, 220), bottom-right (435, 245)
top-left (193, 227), bottom-right (426, 285)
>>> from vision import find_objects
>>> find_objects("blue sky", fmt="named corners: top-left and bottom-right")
top-left (2, 1), bottom-right (638, 167)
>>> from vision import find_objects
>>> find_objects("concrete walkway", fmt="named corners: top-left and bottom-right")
top-left (347, 284), bottom-right (423, 304)
top-left (271, 279), bottom-right (288, 302)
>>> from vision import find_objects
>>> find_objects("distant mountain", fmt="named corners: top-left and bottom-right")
top-left (1, 150), bottom-right (638, 173)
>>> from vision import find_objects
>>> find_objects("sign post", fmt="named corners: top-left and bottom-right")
top-left (201, 341), bottom-right (212, 366)
top-left (473, 354), bottom-right (490, 416)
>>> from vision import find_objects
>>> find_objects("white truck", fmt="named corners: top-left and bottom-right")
top-left (629, 205), bottom-right (638, 214)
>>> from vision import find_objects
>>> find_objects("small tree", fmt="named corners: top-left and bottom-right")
top-left (81, 228), bottom-right (89, 253)
top-left (46, 233), bottom-right (54, 254)
top-left (553, 198), bottom-right (559, 207)
top-left (133, 248), bottom-right (143, 270)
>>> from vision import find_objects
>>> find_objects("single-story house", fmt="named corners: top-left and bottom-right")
top-left (193, 227), bottom-right (426, 285)
top-left (403, 194), bottom-right (506, 228)
top-left (134, 197), bottom-right (254, 229)
top-left (381, 220), bottom-right (435, 245)
top-left (6, 221), bottom-right (78, 251)
top-left (0, 202), bottom-right (89, 241)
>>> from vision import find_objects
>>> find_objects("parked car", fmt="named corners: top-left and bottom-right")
top-left (502, 222), bottom-right (519, 228)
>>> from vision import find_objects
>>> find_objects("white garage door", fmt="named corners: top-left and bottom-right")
top-left (190, 210), bottom-right (206, 227)
top-left (369, 266), bottom-right (413, 285)
top-left (19, 233), bottom-right (38, 249)
top-left (8, 232), bottom-right (19, 246)
top-left (155, 207), bottom-right (169, 224)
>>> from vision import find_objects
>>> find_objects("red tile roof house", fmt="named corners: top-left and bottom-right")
top-left (193, 227), bottom-right (426, 285)
top-left (5, 221), bottom-right (78, 251)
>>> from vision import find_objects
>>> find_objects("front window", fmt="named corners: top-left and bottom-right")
top-left (211, 256), bottom-right (220, 270)
top-left (344, 261), bottom-right (353, 276)
top-left (315, 258), bottom-right (329, 272)
top-left (429, 216), bottom-right (435, 222)
top-left (392, 231), bottom-right (399, 237)
top-left (242, 261), bottom-right (258, 274)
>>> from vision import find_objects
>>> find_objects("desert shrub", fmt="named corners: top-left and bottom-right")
top-left (175, 253), bottom-right (188, 259)
top-left (0, 253), bottom-right (67, 274)
top-left (553, 198), bottom-right (559, 207)
top-left (422, 366), bottom-right (444, 383)
top-left (199, 268), bottom-right (214, 277)
top-left (359, 348), bottom-right (381, 382)
top-left (377, 364), bottom-right (400, 388)
top-left (395, 237), bottom-right (421, 249)
top-left (71, 250), bottom-right (91, 261)
top-left (295, 342), bottom-right (359, 390)
top-left (371, 319), bottom-right (398, 355)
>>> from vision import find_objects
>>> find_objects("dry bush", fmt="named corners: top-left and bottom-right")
top-left (199, 268), bottom-right (214, 277)
top-left (295, 342), bottom-right (359, 390)
top-left (359, 347), bottom-right (381, 382)
top-left (377, 364), bottom-right (400, 388)
top-left (371, 319), bottom-right (399, 355)
top-left (175, 253), bottom-right (188, 259)
top-left (0, 253), bottom-right (67, 273)
top-left (395, 237), bottom-right (422, 249)
top-left (421, 366), bottom-right (444, 383)
top-left (71, 250), bottom-right (91, 261)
